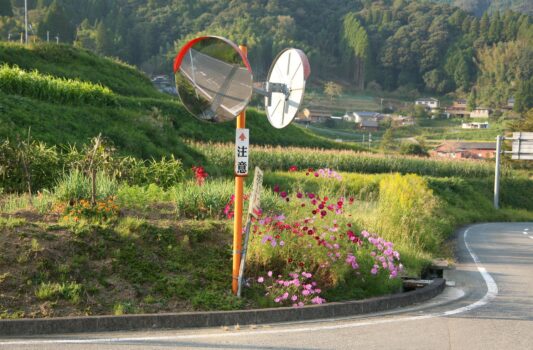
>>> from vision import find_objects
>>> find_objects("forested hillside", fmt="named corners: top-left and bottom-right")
top-left (0, 0), bottom-right (532, 111)
top-left (430, 0), bottom-right (533, 17)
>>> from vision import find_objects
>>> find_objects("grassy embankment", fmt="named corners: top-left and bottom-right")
top-left (1, 143), bottom-right (532, 318)
top-left (0, 43), bottom-right (361, 163)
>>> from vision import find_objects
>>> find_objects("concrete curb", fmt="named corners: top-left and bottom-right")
top-left (0, 278), bottom-right (445, 336)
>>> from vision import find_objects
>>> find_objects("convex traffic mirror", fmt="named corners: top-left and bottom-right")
top-left (173, 36), bottom-right (253, 123)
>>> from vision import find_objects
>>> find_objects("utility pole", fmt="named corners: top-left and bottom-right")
top-left (47, 31), bottom-right (50, 43)
top-left (494, 135), bottom-right (503, 209)
top-left (24, 0), bottom-right (28, 44)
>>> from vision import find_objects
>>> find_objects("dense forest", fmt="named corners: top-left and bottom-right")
top-left (430, 0), bottom-right (533, 17)
top-left (0, 0), bottom-right (531, 111)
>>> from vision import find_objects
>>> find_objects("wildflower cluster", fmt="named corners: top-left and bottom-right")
top-left (305, 167), bottom-right (342, 181)
top-left (62, 197), bottom-right (119, 223)
top-left (192, 166), bottom-right (208, 186)
top-left (245, 167), bottom-right (403, 305)
top-left (256, 271), bottom-right (325, 307)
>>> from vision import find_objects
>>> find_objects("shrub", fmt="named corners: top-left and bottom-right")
top-left (399, 143), bottom-right (429, 157)
top-left (375, 174), bottom-right (444, 253)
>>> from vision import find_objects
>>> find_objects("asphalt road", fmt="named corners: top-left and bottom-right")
top-left (2, 223), bottom-right (532, 350)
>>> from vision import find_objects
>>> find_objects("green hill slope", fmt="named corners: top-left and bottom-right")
top-left (0, 43), bottom-right (163, 98)
top-left (0, 43), bottom-right (359, 163)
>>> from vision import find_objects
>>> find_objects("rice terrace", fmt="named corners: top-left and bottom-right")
top-left (0, 0), bottom-right (532, 349)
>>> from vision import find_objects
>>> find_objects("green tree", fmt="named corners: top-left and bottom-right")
top-left (400, 143), bottom-right (428, 157)
top-left (94, 20), bottom-right (112, 55)
top-left (0, 0), bottom-right (13, 17)
top-left (514, 77), bottom-right (533, 114)
top-left (324, 81), bottom-right (343, 100)
top-left (414, 105), bottom-right (429, 119)
top-left (467, 88), bottom-right (477, 111)
top-left (488, 10), bottom-right (502, 43)
top-left (37, 0), bottom-right (75, 42)
top-left (380, 128), bottom-right (395, 152)
top-left (479, 12), bottom-right (490, 41)
top-left (342, 12), bottom-right (369, 90)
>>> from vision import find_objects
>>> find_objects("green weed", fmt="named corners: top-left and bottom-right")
top-left (35, 281), bottom-right (83, 304)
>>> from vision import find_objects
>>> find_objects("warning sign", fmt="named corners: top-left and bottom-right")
top-left (235, 128), bottom-right (249, 176)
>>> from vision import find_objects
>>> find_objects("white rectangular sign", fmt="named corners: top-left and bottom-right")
top-left (512, 132), bottom-right (533, 160)
top-left (235, 128), bottom-right (249, 176)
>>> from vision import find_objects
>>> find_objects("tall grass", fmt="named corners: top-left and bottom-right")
top-left (190, 142), bottom-right (499, 178)
top-left (0, 64), bottom-right (117, 106)
top-left (173, 179), bottom-right (282, 219)
top-left (54, 170), bottom-right (118, 201)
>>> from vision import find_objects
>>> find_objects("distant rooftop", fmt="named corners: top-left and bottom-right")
top-left (361, 119), bottom-right (379, 127)
top-left (354, 111), bottom-right (379, 118)
top-left (436, 142), bottom-right (496, 152)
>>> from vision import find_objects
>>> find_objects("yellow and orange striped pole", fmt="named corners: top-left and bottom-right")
top-left (232, 45), bottom-right (247, 295)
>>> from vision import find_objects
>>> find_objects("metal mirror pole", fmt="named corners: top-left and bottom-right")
top-left (232, 45), bottom-right (248, 295)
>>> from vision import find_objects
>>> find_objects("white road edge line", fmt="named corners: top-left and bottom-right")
top-left (0, 227), bottom-right (499, 346)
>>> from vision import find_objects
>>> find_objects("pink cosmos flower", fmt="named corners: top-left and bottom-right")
top-left (257, 277), bottom-right (264, 283)
top-left (311, 296), bottom-right (325, 304)
top-left (267, 271), bottom-right (273, 277)
top-left (291, 295), bottom-right (298, 301)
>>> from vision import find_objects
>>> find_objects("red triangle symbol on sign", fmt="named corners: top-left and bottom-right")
top-left (239, 133), bottom-right (247, 141)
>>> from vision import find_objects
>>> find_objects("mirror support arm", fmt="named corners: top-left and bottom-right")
top-left (253, 82), bottom-right (289, 106)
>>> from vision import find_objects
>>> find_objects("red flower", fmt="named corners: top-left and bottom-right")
top-left (289, 165), bottom-right (298, 172)
top-left (288, 258), bottom-right (293, 263)
top-left (298, 262), bottom-right (305, 267)
top-left (192, 166), bottom-right (208, 186)
top-left (273, 185), bottom-right (280, 193)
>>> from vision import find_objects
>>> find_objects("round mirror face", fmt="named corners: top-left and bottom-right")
top-left (174, 36), bottom-right (253, 123)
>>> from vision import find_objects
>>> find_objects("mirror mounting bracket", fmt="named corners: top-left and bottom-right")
top-left (253, 82), bottom-right (289, 106)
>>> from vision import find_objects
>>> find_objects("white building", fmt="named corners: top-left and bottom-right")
top-left (462, 122), bottom-right (489, 129)
top-left (415, 98), bottom-right (440, 111)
